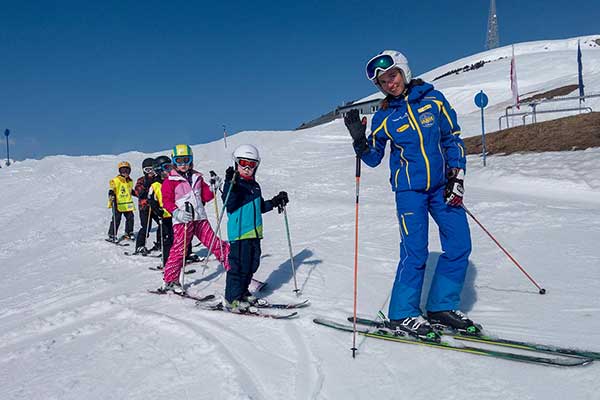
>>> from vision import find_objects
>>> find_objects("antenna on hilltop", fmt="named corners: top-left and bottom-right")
top-left (486, 0), bottom-right (500, 50)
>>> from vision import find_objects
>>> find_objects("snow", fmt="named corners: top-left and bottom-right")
top-left (2, 37), bottom-right (600, 399)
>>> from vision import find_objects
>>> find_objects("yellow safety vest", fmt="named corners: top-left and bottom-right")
top-left (150, 181), bottom-right (171, 218)
top-left (108, 176), bottom-right (135, 212)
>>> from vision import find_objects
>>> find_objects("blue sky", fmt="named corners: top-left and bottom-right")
top-left (1, 0), bottom-right (598, 160)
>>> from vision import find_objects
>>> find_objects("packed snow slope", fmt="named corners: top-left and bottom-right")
top-left (1, 117), bottom-right (600, 399)
top-left (358, 35), bottom-right (600, 138)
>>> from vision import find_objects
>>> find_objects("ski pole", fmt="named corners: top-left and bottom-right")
top-left (462, 204), bottom-right (546, 295)
top-left (279, 204), bottom-right (299, 294)
top-left (145, 205), bottom-right (152, 239)
top-left (202, 175), bottom-right (235, 272)
top-left (111, 195), bottom-right (118, 240)
top-left (159, 216), bottom-right (165, 269)
top-left (210, 171), bottom-right (224, 261)
top-left (352, 154), bottom-right (361, 358)
top-left (179, 202), bottom-right (194, 290)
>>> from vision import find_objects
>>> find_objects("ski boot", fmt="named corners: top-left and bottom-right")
top-left (148, 242), bottom-right (161, 252)
top-left (135, 246), bottom-right (149, 256)
top-left (427, 310), bottom-right (482, 336)
top-left (222, 299), bottom-right (256, 314)
top-left (242, 293), bottom-right (269, 307)
top-left (157, 281), bottom-right (184, 295)
top-left (386, 315), bottom-right (440, 342)
top-left (185, 254), bottom-right (201, 263)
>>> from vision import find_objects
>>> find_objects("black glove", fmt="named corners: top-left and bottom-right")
top-left (151, 207), bottom-right (164, 219)
top-left (148, 196), bottom-right (163, 218)
top-left (271, 191), bottom-right (289, 210)
top-left (344, 109), bottom-right (368, 154)
top-left (225, 166), bottom-right (239, 183)
top-left (209, 170), bottom-right (222, 189)
top-left (108, 189), bottom-right (116, 202)
top-left (444, 168), bottom-right (465, 207)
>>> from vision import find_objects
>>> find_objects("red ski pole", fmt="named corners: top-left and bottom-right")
top-left (462, 204), bottom-right (546, 295)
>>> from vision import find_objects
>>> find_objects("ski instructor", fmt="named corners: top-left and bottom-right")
top-left (345, 50), bottom-right (477, 340)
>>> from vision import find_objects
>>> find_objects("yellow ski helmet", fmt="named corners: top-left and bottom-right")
top-left (117, 161), bottom-right (131, 170)
top-left (171, 144), bottom-right (193, 166)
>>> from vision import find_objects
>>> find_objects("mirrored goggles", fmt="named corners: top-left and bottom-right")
top-left (119, 167), bottom-right (131, 174)
top-left (365, 54), bottom-right (395, 81)
top-left (174, 156), bottom-right (192, 166)
top-left (143, 166), bottom-right (155, 174)
top-left (237, 158), bottom-right (258, 169)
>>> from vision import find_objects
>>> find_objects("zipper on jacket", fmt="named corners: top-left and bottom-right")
top-left (393, 143), bottom-right (411, 190)
top-left (405, 98), bottom-right (431, 191)
top-left (252, 193), bottom-right (260, 239)
top-left (438, 140), bottom-right (446, 180)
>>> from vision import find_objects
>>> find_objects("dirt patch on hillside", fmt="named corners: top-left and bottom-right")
top-left (520, 84), bottom-right (579, 103)
top-left (463, 112), bottom-right (600, 155)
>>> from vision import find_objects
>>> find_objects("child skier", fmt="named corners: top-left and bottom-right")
top-left (222, 144), bottom-right (289, 313)
top-left (147, 155), bottom-right (174, 269)
top-left (133, 158), bottom-right (161, 254)
top-left (107, 161), bottom-right (135, 242)
top-left (158, 144), bottom-right (230, 293)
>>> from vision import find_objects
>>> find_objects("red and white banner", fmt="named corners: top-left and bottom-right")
top-left (510, 45), bottom-right (520, 109)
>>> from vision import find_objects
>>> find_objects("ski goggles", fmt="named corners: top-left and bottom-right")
top-left (119, 167), bottom-right (131, 174)
top-left (365, 54), bottom-right (395, 81)
top-left (173, 156), bottom-right (192, 166)
top-left (154, 163), bottom-right (173, 173)
top-left (237, 158), bottom-right (258, 169)
top-left (143, 166), bottom-right (155, 174)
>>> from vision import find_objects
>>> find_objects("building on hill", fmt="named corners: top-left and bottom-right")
top-left (336, 98), bottom-right (382, 118)
top-left (296, 98), bottom-right (383, 130)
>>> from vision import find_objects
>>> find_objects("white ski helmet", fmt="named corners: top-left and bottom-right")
top-left (365, 50), bottom-right (412, 89)
top-left (232, 144), bottom-right (261, 166)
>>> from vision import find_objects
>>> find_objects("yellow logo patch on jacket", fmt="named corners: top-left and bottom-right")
top-left (419, 112), bottom-right (435, 128)
top-left (418, 104), bottom-right (432, 113)
top-left (396, 124), bottom-right (410, 133)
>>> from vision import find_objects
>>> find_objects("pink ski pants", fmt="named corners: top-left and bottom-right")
top-left (163, 219), bottom-right (230, 283)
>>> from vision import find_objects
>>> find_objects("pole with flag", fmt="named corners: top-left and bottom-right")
top-left (510, 44), bottom-right (520, 124)
top-left (578, 39), bottom-right (585, 110)
top-left (222, 125), bottom-right (228, 149)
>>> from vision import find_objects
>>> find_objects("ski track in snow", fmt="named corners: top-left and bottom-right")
top-left (2, 128), bottom-right (600, 399)
top-left (2, 38), bottom-right (600, 399)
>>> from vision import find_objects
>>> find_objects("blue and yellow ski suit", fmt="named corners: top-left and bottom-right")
top-left (358, 81), bottom-right (472, 320)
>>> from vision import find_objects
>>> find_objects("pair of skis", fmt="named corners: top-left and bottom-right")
top-left (105, 236), bottom-right (131, 247)
top-left (124, 250), bottom-right (162, 258)
top-left (314, 316), bottom-right (600, 367)
top-left (149, 265), bottom-right (197, 274)
top-left (148, 289), bottom-right (215, 302)
top-left (196, 299), bottom-right (309, 320)
top-left (148, 289), bottom-right (308, 319)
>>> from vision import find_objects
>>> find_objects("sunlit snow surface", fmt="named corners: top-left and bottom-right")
top-left (1, 36), bottom-right (600, 399)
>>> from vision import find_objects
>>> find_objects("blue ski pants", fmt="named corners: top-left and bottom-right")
top-left (388, 184), bottom-right (471, 320)
top-left (225, 238), bottom-right (261, 303)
